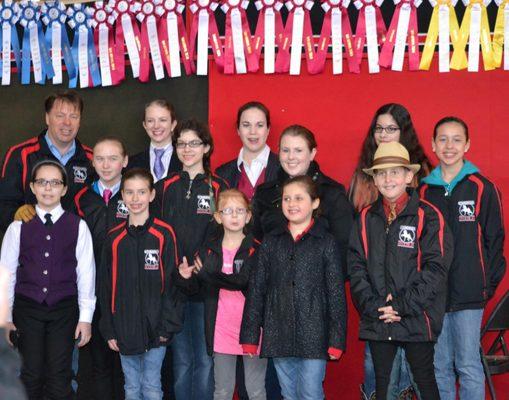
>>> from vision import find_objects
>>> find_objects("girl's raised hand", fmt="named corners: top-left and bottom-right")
top-left (178, 257), bottom-right (195, 279)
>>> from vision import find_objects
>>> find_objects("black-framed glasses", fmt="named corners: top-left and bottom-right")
top-left (33, 179), bottom-right (64, 188)
top-left (374, 126), bottom-right (400, 134)
top-left (218, 207), bottom-right (248, 216)
top-left (176, 140), bottom-right (204, 149)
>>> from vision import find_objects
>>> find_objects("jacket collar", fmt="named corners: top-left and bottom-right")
top-left (37, 131), bottom-right (90, 162)
top-left (422, 160), bottom-right (479, 194)
top-left (205, 232), bottom-right (255, 256)
top-left (127, 215), bottom-right (153, 236)
top-left (370, 188), bottom-right (420, 219)
top-left (271, 216), bottom-right (328, 239)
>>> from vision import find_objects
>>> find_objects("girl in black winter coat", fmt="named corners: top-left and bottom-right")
top-left (241, 176), bottom-right (347, 400)
top-left (178, 189), bottom-right (267, 400)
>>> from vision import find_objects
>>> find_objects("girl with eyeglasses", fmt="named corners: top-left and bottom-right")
top-left (348, 104), bottom-right (433, 400)
top-left (155, 119), bottom-right (228, 400)
top-left (177, 189), bottom-right (267, 400)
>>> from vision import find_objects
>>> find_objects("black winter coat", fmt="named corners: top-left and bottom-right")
top-left (215, 152), bottom-right (280, 188)
top-left (99, 217), bottom-right (182, 355)
top-left (176, 234), bottom-right (259, 356)
top-left (419, 174), bottom-right (506, 311)
top-left (348, 190), bottom-right (453, 343)
top-left (251, 161), bottom-right (353, 273)
top-left (240, 219), bottom-right (347, 359)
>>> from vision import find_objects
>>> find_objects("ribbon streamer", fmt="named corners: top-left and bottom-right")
top-left (157, 0), bottom-right (193, 77)
top-left (353, 0), bottom-right (386, 74)
top-left (221, 0), bottom-right (258, 74)
top-left (67, 4), bottom-right (102, 88)
top-left (312, 0), bottom-right (357, 74)
top-left (492, 0), bottom-right (509, 69)
top-left (90, 1), bottom-right (120, 86)
top-left (19, 0), bottom-right (54, 84)
top-left (136, 0), bottom-right (165, 82)
top-left (0, 0), bottom-right (21, 85)
top-left (450, 0), bottom-right (495, 71)
top-left (275, 0), bottom-right (315, 75)
top-left (253, 0), bottom-right (284, 74)
top-left (379, 0), bottom-right (421, 71)
top-left (41, 1), bottom-right (75, 84)
top-left (108, 0), bottom-right (142, 80)
top-left (189, 0), bottom-right (224, 75)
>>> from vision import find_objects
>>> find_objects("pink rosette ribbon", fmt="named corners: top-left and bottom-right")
top-left (189, 0), bottom-right (224, 75)
top-left (379, 0), bottom-right (421, 71)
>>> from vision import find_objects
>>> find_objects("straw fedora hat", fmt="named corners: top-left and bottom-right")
top-left (363, 142), bottom-right (421, 176)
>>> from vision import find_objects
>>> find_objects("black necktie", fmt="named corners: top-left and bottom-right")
top-left (44, 213), bottom-right (53, 227)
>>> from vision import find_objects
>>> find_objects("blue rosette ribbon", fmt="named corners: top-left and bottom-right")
top-left (0, 0), bottom-right (21, 85)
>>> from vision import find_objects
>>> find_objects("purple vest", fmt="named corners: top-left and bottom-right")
top-left (16, 211), bottom-right (80, 306)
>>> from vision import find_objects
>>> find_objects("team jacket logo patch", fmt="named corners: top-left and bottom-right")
top-left (398, 225), bottom-right (416, 249)
top-left (144, 250), bottom-right (160, 270)
top-left (73, 166), bottom-right (87, 183)
top-left (116, 200), bottom-right (129, 219)
top-left (458, 201), bottom-right (476, 222)
top-left (197, 195), bottom-right (211, 214)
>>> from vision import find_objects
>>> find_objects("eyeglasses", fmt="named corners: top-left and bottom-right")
top-left (374, 168), bottom-right (406, 179)
top-left (218, 207), bottom-right (248, 215)
top-left (374, 126), bottom-right (400, 134)
top-left (176, 140), bottom-right (204, 149)
top-left (33, 179), bottom-right (64, 188)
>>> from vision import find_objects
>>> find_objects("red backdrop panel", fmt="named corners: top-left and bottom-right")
top-left (208, 58), bottom-right (509, 399)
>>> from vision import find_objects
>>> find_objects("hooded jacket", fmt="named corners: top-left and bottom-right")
top-left (348, 190), bottom-right (453, 343)
top-left (99, 217), bottom-right (181, 355)
top-left (240, 219), bottom-right (347, 359)
top-left (420, 161), bottom-right (506, 311)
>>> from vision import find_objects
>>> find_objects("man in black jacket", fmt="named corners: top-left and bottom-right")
top-left (0, 90), bottom-right (93, 232)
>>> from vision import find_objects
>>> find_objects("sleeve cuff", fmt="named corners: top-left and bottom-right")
top-left (242, 344), bottom-right (258, 354)
top-left (79, 308), bottom-right (94, 324)
top-left (328, 347), bottom-right (343, 359)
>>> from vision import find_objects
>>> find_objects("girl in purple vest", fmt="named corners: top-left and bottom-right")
top-left (1, 159), bottom-right (96, 400)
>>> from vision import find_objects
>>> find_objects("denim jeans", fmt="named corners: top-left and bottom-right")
top-left (273, 357), bottom-right (326, 400)
top-left (362, 343), bottom-right (416, 399)
top-left (171, 301), bottom-right (213, 400)
top-left (434, 309), bottom-right (484, 400)
top-left (120, 346), bottom-right (166, 400)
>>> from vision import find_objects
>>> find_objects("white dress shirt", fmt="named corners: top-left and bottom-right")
top-left (0, 204), bottom-right (96, 323)
top-left (98, 179), bottom-right (121, 198)
top-left (236, 145), bottom-right (271, 187)
top-left (150, 143), bottom-right (174, 182)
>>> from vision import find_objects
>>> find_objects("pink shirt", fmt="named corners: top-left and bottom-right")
top-left (213, 247), bottom-right (250, 355)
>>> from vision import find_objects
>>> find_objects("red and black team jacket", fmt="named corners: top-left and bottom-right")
top-left (348, 190), bottom-right (453, 343)
top-left (74, 186), bottom-right (129, 294)
top-left (0, 132), bottom-right (93, 231)
top-left (99, 216), bottom-right (182, 355)
top-left (419, 174), bottom-right (506, 311)
top-left (155, 171), bottom-right (228, 266)
top-left (175, 233), bottom-right (259, 356)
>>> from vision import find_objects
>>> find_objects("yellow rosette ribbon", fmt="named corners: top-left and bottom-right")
top-left (492, 0), bottom-right (509, 68)
top-left (450, 0), bottom-right (496, 71)
top-left (419, 0), bottom-right (462, 71)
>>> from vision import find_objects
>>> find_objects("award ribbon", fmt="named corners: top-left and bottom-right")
top-left (379, 0), bottom-right (421, 71)
top-left (90, 1), bottom-right (120, 86)
top-left (136, 0), bottom-right (165, 81)
top-left (312, 0), bottom-right (357, 74)
top-left (189, 0), bottom-right (224, 75)
top-left (41, 1), bottom-right (75, 85)
top-left (353, 0), bottom-right (386, 74)
top-left (108, 0), bottom-right (142, 80)
top-left (157, 0), bottom-right (193, 77)
top-left (221, 0), bottom-right (258, 74)
top-left (493, 0), bottom-right (509, 69)
top-left (0, 0), bottom-right (21, 85)
top-left (253, 0), bottom-right (284, 74)
top-left (19, 0), bottom-right (54, 84)
top-left (275, 0), bottom-right (315, 75)
top-left (67, 4), bottom-right (102, 88)
top-left (450, 0), bottom-right (495, 71)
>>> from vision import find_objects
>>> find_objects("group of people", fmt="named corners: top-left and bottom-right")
top-left (0, 90), bottom-right (505, 400)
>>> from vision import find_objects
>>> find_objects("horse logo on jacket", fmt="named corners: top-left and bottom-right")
top-left (398, 225), bottom-right (416, 249)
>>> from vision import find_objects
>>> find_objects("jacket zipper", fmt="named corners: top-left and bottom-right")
top-left (384, 220), bottom-right (392, 341)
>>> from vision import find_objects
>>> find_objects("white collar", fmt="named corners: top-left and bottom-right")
top-left (236, 145), bottom-right (271, 171)
top-left (150, 142), bottom-right (173, 153)
top-left (36, 204), bottom-right (64, 224)
top-left (98, 179), bottom-right (121, 196)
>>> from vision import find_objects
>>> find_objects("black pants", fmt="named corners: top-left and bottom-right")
top-left (14, 295), bottom-right (78, 400)
top-left (369, 340), bottom-right (439, 400)
top-left (76, 312), bottom-right (125, 400)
